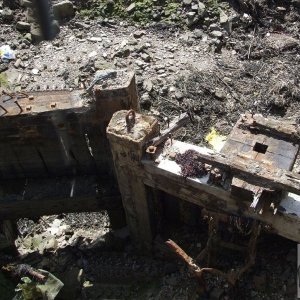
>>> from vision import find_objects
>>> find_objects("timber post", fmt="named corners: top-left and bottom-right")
top-left (107, 110), bottom-right (159, 250)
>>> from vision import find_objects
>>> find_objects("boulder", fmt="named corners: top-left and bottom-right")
top-left (16, 21), bottom-right (31, 31)
top-left (53, 0), bottom-right (75, 20)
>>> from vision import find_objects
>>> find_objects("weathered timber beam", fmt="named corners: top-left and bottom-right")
top-left (141, 141), bottom-right (300, 243)
top-left (239, 113), bottom-right (300, 143)
top-left (0, 176), bottom-right (122, 219)
top-left (190, 151), bottom-right (300, 195)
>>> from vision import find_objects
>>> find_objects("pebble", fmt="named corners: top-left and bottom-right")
top-left (88, 51), bottom-right (98, 58)
top-left (14, 59), bottom-right (22, 68)
top-left (88, 37), bottom-right (103, 42)
top-left (211, 30), bottom-right (223, 38)
top-left (133, 30), bottom-right (145, 39)
top-left (31, 68), bottom-right (40, 75)
top-left (126, 3), bottom-right (136, 13)
top-left (141, 52), bottom-right (151, 62)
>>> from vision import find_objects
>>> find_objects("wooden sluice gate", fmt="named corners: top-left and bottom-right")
top-left (1, 70), bottom-right (300, 283)
top-left (106, 110), bottom-right (300, 246)
top-left (0, 71), bottom-right (138, 220)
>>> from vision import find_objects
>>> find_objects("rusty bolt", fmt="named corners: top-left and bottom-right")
top-left (50, 102), bottom-right (57, 108)
top-left (29, 95), bottom-right (34, 100)
top-left (26, 105), bottom-right (32, 111)
top-left (146, 145), bottom-right (157, 155)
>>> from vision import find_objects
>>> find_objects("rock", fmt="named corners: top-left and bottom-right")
top-left (14, 59), bottom-right (22, 69)
top-left (169, 86), bottom-right (176, 93)
top-left (88, 37), bottom-right (102, 42)
top-left (126, 3), bottom-right (136, 13)
top-left (1, 8), bottom-right (13, 23)
top-left (133, 30), bottom-right (145, 39)
top-left (183, 0), bottom-right (192, 5)
top-left (44, 236), bottom-right (58, 251)
top-left (219, 9), bottom-right (228, 24)
top-left (265, 33), bottom-right (299, 51)
top-left (114, 47), bottom-right (131, 58)
top-left (141, 52), bottom-right (151, 62)
top-left (16, 21), bottom-right (31, 32)
top-left (24, 33), bottom-right (32, 42)
top-left (143, 79), bottom-right (153, 92)
top-left (31, 68), bottom-right (39, 75)
top-left (214, 89), bottom-right (226, 100)
top-left (0, 63), bottom-right (9, 73)
top-left (186, 12), bottom-right (198, 27)
top-left (211, 30), bottom-right (223, 38)
top-left (88, 51), bottom-right (97, 58)
top-left (94, 59), bottom-right (113, 70)
top-left (53, 0), bottom-right (75, 20)
top-left (198, 2), bottom-right (206, 17)
top-left (74, 21), bottom-right (90, 29)
top-left (209, 23), bottom-right (221, 31)
top-left (106, 0), bottom-right (115, 12)
top-left (194, 29), bottom-right (203, 39)
top-left (140, 93), bottom-right (151, 110)
top-left (20, 0), bottom-right (34, 7)
top-left (175, 91), bottom-right (184, 100)
top-left (191, 4), bottom-right (198, 11)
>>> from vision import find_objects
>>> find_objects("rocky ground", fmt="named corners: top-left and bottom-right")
top-left (0, 0), bottom-right (300, 299)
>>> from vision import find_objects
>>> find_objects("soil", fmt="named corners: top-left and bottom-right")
top-left (0, 0), bottom-right (299, 299)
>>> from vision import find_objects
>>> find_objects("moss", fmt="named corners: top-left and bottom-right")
top-left (0, 73), bottom-right (9, 88)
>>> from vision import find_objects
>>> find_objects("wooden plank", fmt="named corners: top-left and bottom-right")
top-left (178, 148), bottom-right (300, 195)
top-left (0, 176), bottom-right (122, 219)
top-left (239, 113), bottom-right (300, 143)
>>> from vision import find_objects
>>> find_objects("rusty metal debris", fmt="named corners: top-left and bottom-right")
top-left (125, 109), bottom-right (136, 132)
top-left (166, 212), bottom-right (261, 293)
top-left (146, 113), bottom-right (191, 154)
top-left (165, 239), bottom-right (233, 294)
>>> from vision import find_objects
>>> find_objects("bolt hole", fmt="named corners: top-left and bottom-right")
top-left (253, 142), bottom-right (268, 154)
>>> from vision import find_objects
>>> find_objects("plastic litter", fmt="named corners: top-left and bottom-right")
top-left (0, 45), bottom-right (15, 61)
top-left (205, 127), bottom-right (227, 152)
